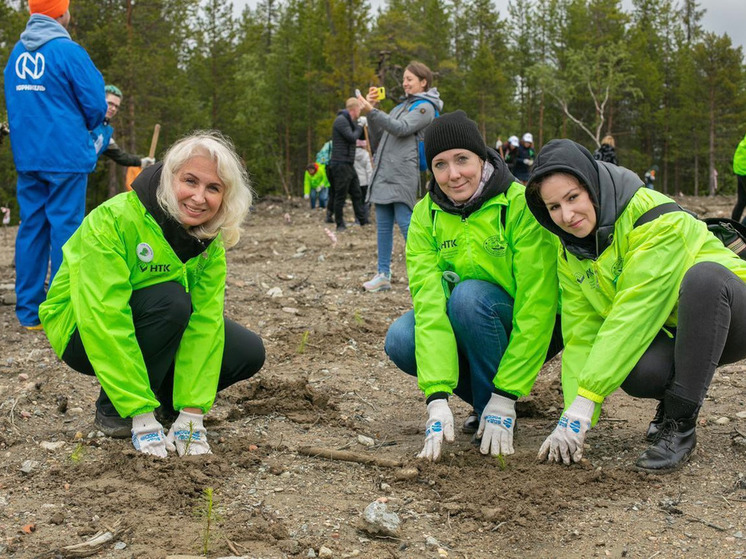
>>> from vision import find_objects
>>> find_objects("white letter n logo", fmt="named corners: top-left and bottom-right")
top-left (16, 52), bottom-right (45, 80)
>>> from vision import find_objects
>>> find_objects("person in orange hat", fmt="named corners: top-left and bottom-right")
top-left (3, 0), bottom-right (107, 329)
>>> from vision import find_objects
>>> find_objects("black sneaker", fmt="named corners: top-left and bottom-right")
top-left (154, 405), bottom-right (178, 429)
top-left (94, 409), bottom-right (132, 439)
top-left (462, 410), bottom-right (479, 434)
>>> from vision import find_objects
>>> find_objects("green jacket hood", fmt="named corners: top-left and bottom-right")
top-left (427, 148), bottom-right (515, 218)
top-left (526, 139), bottom-right (642, 259)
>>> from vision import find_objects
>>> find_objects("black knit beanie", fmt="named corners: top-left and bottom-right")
top-left (424, 110), bottom-right (488, 172)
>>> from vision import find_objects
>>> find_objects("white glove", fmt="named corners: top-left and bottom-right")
top-left (418, 399), bottom-right (455, 462)
top-left (140, 157), bottom-right (155, 168)
top-left (166, 411), bottom-right (211, 456)
top-left (538, 396), bottom-right (595, 465)
top-left (304, 194), bottom-right (310, 199)
top-left (131, 411), bottom-right (174, 458)
top-left (477, 393), bottom-right (516, 457)
top-left (357, 116), bottom-right (368, 127)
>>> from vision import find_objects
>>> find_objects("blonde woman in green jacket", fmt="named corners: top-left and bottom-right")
top-left (384, 111), bottom-right (562, 462)
top-left (526, 139), bottom-right (746, 472)
top-left (39, 131), bottom-right (265, 458)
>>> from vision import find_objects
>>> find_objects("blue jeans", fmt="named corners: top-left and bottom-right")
top-left (15, 171), bottom-right (87, 326)
top-left (310, 188), bottom-right (328, 209)
top-left (385, 279), bottom-right (563, 417)
top-left (375, 203), bottom-right (412, 275)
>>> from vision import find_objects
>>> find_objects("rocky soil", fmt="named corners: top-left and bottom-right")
top-left (1, 194), bottom-right (745, 559)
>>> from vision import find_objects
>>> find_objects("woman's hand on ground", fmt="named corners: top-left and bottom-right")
top-left (131, 411), bottom-right (174, 458)
top-left (477, 393), bottom-right (516, 457)
top-left (418, 399), bottom-right (455, 462)
top-left (166, 410), bottom-right (211, 456)
top-left (537, 396), bottom-right (595, 465)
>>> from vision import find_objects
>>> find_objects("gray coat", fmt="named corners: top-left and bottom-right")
top-left (366, 88), bottom-right (443, 209)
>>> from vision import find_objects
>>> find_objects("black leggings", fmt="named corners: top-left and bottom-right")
top-left (621, 262), bottom-right (746, 406)
top-left (732, 174), bottom-right (746, 223)
top-left (62, 282), bottom-right (265, 417)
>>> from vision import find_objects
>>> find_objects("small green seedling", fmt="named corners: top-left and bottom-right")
top-left (196, 487), bottom-right (220, 555)
top-left (297, 330), bottom-right (310, 354)
top-left (70, 442), bottom-right (86, 463)
top-left (182, 421), bottom-right (196, 456)
top-left (495, 454), bottom-right (506, 471)
top-left (353, 310), bottom-right (364, 326)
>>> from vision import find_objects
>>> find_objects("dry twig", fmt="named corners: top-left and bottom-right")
top-left (297, 445), bottom-right (402, 468)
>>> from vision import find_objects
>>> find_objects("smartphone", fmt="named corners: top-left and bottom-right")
top-left (377, 86), bottom-right (386, 101)
top-left (355, 89), bottom-right (361, 97)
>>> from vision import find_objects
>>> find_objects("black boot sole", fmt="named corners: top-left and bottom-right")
top-left (634, 445), bottom-right (695, 474)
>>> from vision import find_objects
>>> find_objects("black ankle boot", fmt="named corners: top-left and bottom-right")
top-left (645, 400), bottom-right (665, 442)
top-left (636, 415), bottom-right (697, 472)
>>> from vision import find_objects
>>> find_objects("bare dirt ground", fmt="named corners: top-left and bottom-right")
top-left (1, 194), bottom-right (746, 559)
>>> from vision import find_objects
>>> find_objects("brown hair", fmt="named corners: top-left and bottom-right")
top-left (405, 61), bottom-right (433, 90)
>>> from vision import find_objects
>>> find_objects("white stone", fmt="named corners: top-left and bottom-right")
top-left (266, 287), bottom-right (283, 298)
top-left (715, 416), bottom-right (731, 425)
top-left (318, 547), bottom-right (333, 558)
top-left (40, 441), bottom-right (66, 451)
top-left (357, 435), bottom-right (375, 447)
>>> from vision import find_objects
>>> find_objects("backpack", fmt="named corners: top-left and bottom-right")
top-left (408, 99), bottom-right (440, 172)
top-left (634, 202), bottom-right (746, 260)
top-left (316, 141), bottom-right (332, 165)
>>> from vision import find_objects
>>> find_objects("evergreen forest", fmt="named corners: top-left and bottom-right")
top-left (1, 0), bottom-right (744, 220)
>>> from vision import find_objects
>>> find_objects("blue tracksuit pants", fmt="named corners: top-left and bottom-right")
top-left (15, 171), bottom-right (87, 326)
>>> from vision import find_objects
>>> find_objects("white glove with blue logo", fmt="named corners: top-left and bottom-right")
top-left (166, 411), bottom-right (211, 456)
top-left (538, 396), bottom-right (595, 465)
top-left (131, 412), bottom-right (174, 458)
top-left (418, 399), bottom-right (455, 462)
top-left (477, 393), bottom-right (516, 457)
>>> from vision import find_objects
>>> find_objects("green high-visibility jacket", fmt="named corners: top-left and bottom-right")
top-left (303, 163), bottom-right (330, 195)
top-left (406, 159), bottom-right (559, 400)
top-left (734, 133), bottom-right (746, 175)
top-left (39, 191), bottom-right (226, 418)
top-left (557, 187), bottom-right (746, 416)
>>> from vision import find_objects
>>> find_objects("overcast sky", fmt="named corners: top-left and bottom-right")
top-left (233, 0), bottom-right (745, 51)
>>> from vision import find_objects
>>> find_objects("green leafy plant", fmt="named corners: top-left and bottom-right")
top-left (297, 330), bottom-right (310, 354)
top-left (495, 454), bottom-right (506, 471)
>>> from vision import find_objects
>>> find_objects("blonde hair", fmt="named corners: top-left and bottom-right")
top-left (601, 134), bottom-right (615, 148)
top-left (157, 131), bottom-right (252, 248)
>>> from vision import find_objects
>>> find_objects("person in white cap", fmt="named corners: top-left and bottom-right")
top-left (513, 133), bottom-right (535, 184)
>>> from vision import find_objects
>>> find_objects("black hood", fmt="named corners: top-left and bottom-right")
top-left (131, 163), bottom-right (212, 263)
top-left (525, 139), bottom-right (643, 259)
top-left (428, 148), bottom-right (516, 217)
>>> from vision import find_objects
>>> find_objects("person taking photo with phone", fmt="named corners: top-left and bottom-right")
top-left (356, 61), bottom-right (443, 293)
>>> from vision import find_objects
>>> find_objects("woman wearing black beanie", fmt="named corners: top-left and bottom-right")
top-left (384, 111), bottom-right (563, 462)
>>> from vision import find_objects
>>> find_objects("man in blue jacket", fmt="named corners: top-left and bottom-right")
top-left (4, 0), bottom-right (107, 329)
top-left (90, 85), bottom-right (155, 168)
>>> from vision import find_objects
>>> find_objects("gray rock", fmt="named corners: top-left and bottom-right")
top-left (361, 501), bottom-right (401, 537)
top-left (20, 459), bottom-right (40, 474)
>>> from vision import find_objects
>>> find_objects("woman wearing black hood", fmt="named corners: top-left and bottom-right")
top-left (384, 111), bottom-right (562, 462)
top-left (525, 139), bottom-right (746, 472)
